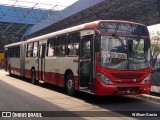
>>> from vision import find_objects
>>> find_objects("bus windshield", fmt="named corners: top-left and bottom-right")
top-left (99, 36), bottom-right (151, 70)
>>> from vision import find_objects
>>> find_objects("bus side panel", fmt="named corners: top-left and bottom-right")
top-left (25, 58), bottom-right (38, 78)
top-left (45, 57), bottom-right (78, 88)
top-left (9, 58), bottom-right (21, 76)
top-left (11, 68), bottom-right (21, 76)
top-left (44, 72), bottom-right (64, 87)
top-left (44, 71), bottom-right (56, 85)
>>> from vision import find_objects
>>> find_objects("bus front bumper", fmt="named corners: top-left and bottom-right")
top-left (94, 78), bottom-right (151, 96)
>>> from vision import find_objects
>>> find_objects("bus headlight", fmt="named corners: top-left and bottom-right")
top-left (97, 73), bottom-right (113, 85)
top-left (142, 74), bottom-right (151, 84)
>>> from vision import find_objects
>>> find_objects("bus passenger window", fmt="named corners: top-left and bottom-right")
top-left (16, 46), bottom-right (20, 58)
top-left (8, 46), bottom-right (20, 58)
top-left (26, 43), bottom-right (33, 57)
top-left (57, 35), bottom-right (66, 56)
top-left (13, 47), bottom-right (16, 57)
top-left (8, 48), bottom-right (11, 57)
top-left (33, 42), bottom-right (38, 57)
top-left (47, 38), bottom-right (56, 57)
top-left (67, 32), bottom-right (80, 56)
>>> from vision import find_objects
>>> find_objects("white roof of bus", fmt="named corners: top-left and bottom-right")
top-left (4, 20), bottom-right (146, 47)
top-left (26, 21), bottom-right (100, 43)
top-left (25, 20), bottom-right (146, 43)
top-left (4, 41), bottom-right (22, 48)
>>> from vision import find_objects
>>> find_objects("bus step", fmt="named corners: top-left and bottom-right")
top-left (80, 86), bottom-right (91, 90)
top-left (79, 87), bottom-right (93, 93)
top-left (39, 80), bottom-right (44, 84)
top-left (79, 89), bottom-right (93, 94)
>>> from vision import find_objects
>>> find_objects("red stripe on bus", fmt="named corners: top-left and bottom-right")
top-left (10, 67), bottom-right (21, 76)
top-left (24, 69), bottom-right (78, 90)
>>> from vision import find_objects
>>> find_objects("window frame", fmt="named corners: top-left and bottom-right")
top-left (56, 35), bottom-right (67, 56)
top-left (26, 42), bottom-right (33, 58)
top-left (67, 32), bottom-right (80, 57)
top-left (32, 42), bottom-right (38, 58)
top-left (47, 38), bottom-right (57, 57)
top-left (8, 46), bottom-right (20, 58)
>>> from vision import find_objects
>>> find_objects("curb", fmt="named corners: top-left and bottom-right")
top-left (139, 94), bottom-right (160, 102)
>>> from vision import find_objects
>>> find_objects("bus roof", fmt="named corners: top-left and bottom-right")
top-left (26, 20), bottom-right (146, 43)
top-left (4, 20), bottom-right (146, 46)
top-left (26, 21), bottom-right (94, 43)
top-left (4, 41), bottom-right (22, 48)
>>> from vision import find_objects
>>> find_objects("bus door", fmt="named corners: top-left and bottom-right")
top-left (79, 35), bottom-right (94, 92)
top-left (38, 44), bottom-right (46, 80)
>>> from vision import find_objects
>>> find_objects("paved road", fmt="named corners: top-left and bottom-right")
top-left (0, 78), bottom-right (86, 120)
top-left (0, 70), bottom-right (160, 120)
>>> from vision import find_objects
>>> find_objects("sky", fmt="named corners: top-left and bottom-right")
top-left (148, 24), bottom-right (160, 34)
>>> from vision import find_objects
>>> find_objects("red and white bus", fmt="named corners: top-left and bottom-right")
top-left (4, 20), bottom-right (152, 96)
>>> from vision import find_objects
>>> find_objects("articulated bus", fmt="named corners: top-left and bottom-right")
top-left (4, 20), bottom-right (152, 96)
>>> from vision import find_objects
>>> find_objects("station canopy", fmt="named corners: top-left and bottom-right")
top-left (0, 0), bottom-right (160, 39)
top-left (0, 0), bottom-right (68, 37)
top-left (24, 0), bottom-right (160, 39)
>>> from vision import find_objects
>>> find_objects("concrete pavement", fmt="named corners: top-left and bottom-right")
top-left (139, 72), bottom-right (160, 103)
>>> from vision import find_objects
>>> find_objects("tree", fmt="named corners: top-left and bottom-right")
top-left (150, 30), bottom-right (160, 68)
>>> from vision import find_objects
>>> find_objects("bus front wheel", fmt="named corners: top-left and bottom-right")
top-left (66, 73), bottom-right (75, 96)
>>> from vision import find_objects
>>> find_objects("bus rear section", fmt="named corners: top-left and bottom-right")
top-left (4, 42), bottom-right (25, 77)
top-left (92, 21), bottom-right (151, 96)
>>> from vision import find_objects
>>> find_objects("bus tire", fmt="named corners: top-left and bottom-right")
top-left (31, 69), bottom-right (38, 85)
top-left (66, 73), bottom-right (75, 96)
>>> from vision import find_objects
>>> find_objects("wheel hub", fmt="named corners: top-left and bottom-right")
top-left (67, 79), bottom-right (73, 90)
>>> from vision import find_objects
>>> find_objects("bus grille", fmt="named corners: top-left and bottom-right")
top-left (111, 73), bottom-right (143, 79)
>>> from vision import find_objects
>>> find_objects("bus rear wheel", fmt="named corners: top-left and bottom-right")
top-left (31, 69), bottom-right (38, 85)
top-left (66, 73), bottom-right (75, 96)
